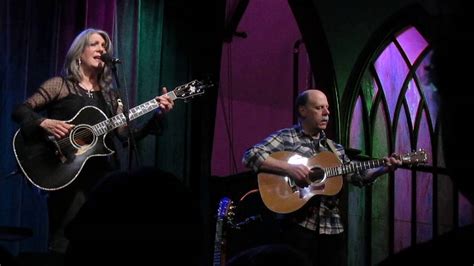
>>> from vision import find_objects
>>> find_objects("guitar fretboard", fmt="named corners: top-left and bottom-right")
top-left (324, 159), bottom-right (386, 177)
top-left (213, 219), bottom-right (224, 266)
top-left (213, 197), bottom-right (232, 266)
top-left (91, 91), bottom-right (177, 136)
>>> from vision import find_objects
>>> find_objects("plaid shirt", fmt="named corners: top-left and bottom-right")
top-left (242, 124), bottom-right (374, 234)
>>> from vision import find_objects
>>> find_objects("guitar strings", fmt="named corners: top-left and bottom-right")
top-left (54, 107), bottom-right (140, 149)
top-left (56, 130), bottom-right (95, 148)
top-left (52, 81), bottom-right (207, 149)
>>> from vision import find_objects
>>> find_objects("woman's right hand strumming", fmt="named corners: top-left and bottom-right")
top-left (40, 119), bottom-right (74, 139)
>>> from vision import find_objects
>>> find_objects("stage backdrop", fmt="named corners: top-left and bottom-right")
top-left (209, 0), bottom-right (474, 265)
top-left (1, 0), bottom-right (220, 256)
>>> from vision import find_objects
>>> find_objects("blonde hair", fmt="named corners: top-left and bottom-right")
top-left (63, 28), bottom-right (113, 92)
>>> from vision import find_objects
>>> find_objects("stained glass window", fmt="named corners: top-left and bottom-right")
top-left (347, 26), bottom-right (472, 264)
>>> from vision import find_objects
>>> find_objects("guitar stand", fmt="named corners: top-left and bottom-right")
top-left (0, 169), bottom-right (20, 181)
top-left (229, 214), bottom-right (262, 230)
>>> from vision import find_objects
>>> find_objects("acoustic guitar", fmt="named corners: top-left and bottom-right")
top-left (13, 79), bottom-right (211, 191)
top-left (213, 197), bottom-right (234, 266)
top-left (258, 149), bottom-right (428, 214)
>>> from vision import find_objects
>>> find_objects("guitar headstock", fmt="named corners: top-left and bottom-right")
top-left (400, 149), bottom-right (428, 165)
top-left (216, 197), bottom-right (234, 222)
top-left (173, 79), bottom-right (212, 100)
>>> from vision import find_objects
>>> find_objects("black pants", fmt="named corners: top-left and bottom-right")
top-left (47, 159), bottom-right (112, 253)
top-left (48, 185), bottom-right (87, 253)
top-left (282, 223), bottom-right (345, 266)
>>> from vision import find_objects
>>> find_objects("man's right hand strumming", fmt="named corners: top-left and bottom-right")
top-left (286, 164), bottom-right (312, 188)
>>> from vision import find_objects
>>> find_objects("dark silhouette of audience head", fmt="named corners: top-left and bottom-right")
top-left (226, 244), bottom-right (311, 266)
top-left (64, 166), bottom-right (202, 265)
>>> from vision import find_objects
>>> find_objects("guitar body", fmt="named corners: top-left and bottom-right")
top-left (258, 151), bottom-right (343, 214)
top-left (258, 149), bottom-right (427, 214)
top-left (13, 106), bottom-right (113, 191)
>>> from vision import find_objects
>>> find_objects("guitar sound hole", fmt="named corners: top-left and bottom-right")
top-left (309, 167), bottom-right (325, 183)
top-left (72, 127), bottom-right (94, 147)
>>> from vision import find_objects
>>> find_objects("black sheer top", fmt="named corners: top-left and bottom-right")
top-left (12, 76), bottom-right (120, 137)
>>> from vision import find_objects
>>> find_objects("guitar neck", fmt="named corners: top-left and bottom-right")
top-left (213, 197), bottom-right (232, 266)
top-left (92, 91), bottom-right (177, 136)
top-left (324, 159), bottom-right (386, 177)
top-left (213, 219), bottom-right (225, 266)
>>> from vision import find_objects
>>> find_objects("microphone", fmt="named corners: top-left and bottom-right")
top-left (100, 53), bottom-right (121, 64)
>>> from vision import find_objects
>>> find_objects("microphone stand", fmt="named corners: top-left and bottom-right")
top-left (108, 63), bottom-right (141, 171)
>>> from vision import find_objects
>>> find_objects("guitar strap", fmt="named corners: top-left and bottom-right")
top-left (326, 138), bottom-right (343, 164)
